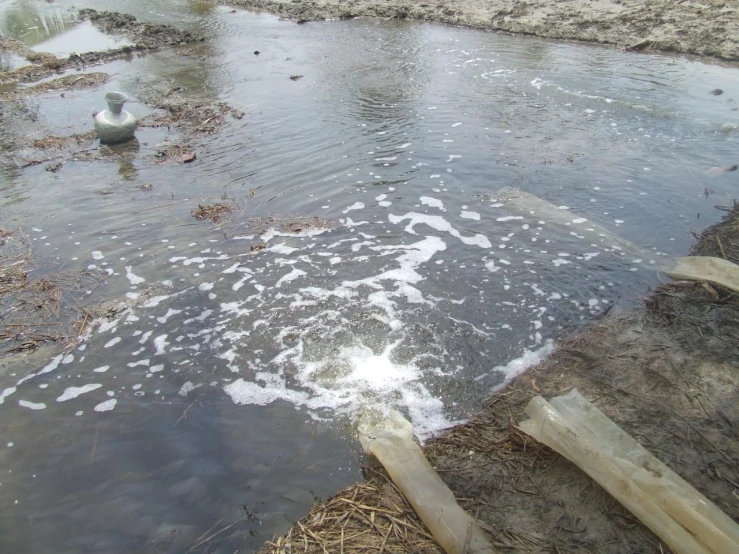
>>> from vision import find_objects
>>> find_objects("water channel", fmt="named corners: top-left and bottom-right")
top-left (0, 1), bottom-right (738, 551)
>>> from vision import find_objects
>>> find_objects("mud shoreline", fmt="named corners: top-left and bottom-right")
top-left (260, 205), bottom-right (739, 553)
top-left (0, 9), bottom-right (203, 85)
top-left (219, 0), bottom-right (739, 61)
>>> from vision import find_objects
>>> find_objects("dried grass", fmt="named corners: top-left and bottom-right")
top-left (690, 200), bottom-right (739, 264)
top-left (260, 465), bottom-right (442, 554)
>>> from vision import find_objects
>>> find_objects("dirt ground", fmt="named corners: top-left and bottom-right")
top-left (259, 205), bottom-right (739, 553)
top-left (219, 0), bottom-right (739, 61)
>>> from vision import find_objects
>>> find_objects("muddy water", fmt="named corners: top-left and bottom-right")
top-left (1, 1), bottom-right (739, 552)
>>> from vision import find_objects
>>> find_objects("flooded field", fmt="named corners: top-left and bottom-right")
top-left (1, 1), bottom-right (738, 552)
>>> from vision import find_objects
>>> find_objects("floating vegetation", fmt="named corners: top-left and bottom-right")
top-left (0, 228), bottom-right (103, 357)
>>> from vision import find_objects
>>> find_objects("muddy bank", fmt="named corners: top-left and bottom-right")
top-left (0, 9), bottom-right (203, 85)
top-left (260, 204), bottom-right (739, 553)
top-left (220, 0), bottom-right (739, 61)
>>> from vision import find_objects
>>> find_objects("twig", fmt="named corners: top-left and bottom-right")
top-left (174, 400), bottom-right (196, 427)
top-left (89, 424), bottom-right (99, 468)
top-left (186, 514), bottom-right (246, 553)
top-left (716, 236), bottom-right (727, 259)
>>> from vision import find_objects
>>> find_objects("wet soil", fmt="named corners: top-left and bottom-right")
top-left (0, 9), bottom-right (204, 85)
top-left (220, 0), bottom-right (739, 61)
top-left (260, 206), bottom-right (739, 553)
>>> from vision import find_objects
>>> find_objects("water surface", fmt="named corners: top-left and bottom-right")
top-left (1, 2), bottom-right (738, 552)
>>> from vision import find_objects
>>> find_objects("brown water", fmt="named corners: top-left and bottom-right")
top-left (1, 1), bottom-right (738, 552)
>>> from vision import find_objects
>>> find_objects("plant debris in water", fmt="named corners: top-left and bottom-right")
top-left (32, 130), bottom-right (98, 151)
top-left (141, 88), bottom-right (245, 136)
top-left (192, 203), bottom-right (233, 225)
top-left (0, 229), bottom-right (102, 357)
top-left (153, 141), bottom-right (195, 165)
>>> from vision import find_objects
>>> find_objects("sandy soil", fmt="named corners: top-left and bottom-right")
top-left (259, 206), bottom-right (739, 553)
top-left (220, 0), bottom-right (739, 61)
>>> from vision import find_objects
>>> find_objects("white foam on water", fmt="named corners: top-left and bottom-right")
top-left (92, 251), bottom-right (104, 260)
top-left (342, 202), bottom-right (365, 214)
top-left (275, 268), bottom-right (306, 288)
top-left (184, 309), bottom-right (213, 324)
top-left (169, 254), bottom-right (230, 266)
top-left (224, 379), bottom-right (310, 407)
top-left (94, 399), bottom-right (117, 412)
top-left (56, 384), bottom-right (102, 402)
top-left (269, 243), bottom-right (299, 255)
top-left (179, 382), bottom-right (195, 397)
top-left (491, 340), bottom-right (555, 391)
top-left (223, 340), bottom-right (454, 439)
top-left (157, 308), bottom-right (182, 323)
top-left (260, 227), bottom-right (332, 242)
top-left (0, 387), bottom-right (17, 404)
top-left (497, 216), bottom-right (523, 222)
top-left (419, 196), bottom-right (446, 211)
top-left (153, 335), bottom-right (169, 356)
top-left (19, 400), bottom-right (46, 410)
top-left (389, 213), bottom-right (491, 248)
top-left (17, 354), bottom-right (64, 385)
top-left (104, 337), bottom-right (121, 348)
top-left (141, 295), bottom-right (170, 308)
top-left (461, 211), bottom-right (480, 220)
top-left (93, 365), bottom-right (110, 373)
top-left (125, 266), bottom-right (145, 285)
